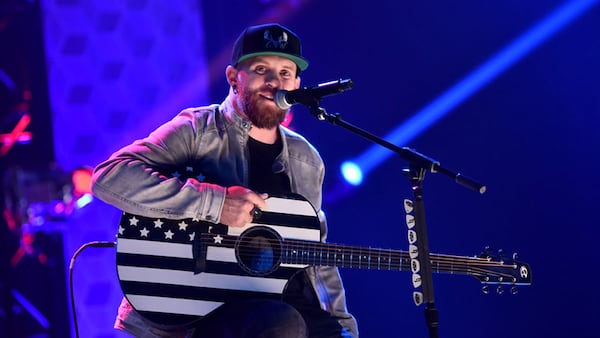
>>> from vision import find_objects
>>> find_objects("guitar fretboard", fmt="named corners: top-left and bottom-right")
top-left (204, 234), bottom-right (524, 283)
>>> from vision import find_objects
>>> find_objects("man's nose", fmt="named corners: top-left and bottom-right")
top-left (265, 72), bottom-right (280, 88)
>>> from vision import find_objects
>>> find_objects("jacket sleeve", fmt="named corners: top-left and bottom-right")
top-left (91, 108), bottom-right (226, 223)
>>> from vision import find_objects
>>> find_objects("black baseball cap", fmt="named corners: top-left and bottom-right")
top-left (231, 23), bottom-right (309, 71)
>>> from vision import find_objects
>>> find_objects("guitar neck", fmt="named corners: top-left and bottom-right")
top-left (281, 240), bottom-right (496, 277)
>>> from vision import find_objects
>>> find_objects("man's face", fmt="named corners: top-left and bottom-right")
top-left (233, 55), bottom-right (300, 129)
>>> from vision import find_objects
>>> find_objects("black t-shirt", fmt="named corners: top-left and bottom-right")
top-left (247, 136), bottom-right (291, 195)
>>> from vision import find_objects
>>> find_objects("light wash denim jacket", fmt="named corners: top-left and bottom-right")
top-left (91, 96), bottom-right (358, 337)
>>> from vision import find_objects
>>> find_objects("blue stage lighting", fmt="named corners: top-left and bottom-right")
top-left (341, 161), bottom-right (363, 186)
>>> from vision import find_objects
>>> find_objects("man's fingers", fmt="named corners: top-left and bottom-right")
top-left (251, 196), bottom-right (267, 210)
top-left (221, 186), bottom-right (269, 227)
top-left (239, 190), bottom-right (265, 208)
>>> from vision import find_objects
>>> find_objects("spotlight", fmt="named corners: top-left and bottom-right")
top-left (341, 161), bottom-right (363, 186)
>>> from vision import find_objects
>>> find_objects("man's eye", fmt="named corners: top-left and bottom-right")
top-left (254, 66), bottom-right (266, 74)
top-left (281, 70), bottom-right (292, 78)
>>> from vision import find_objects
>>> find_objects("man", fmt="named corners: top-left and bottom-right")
top-left (92, 23), bottom-right (358, 337)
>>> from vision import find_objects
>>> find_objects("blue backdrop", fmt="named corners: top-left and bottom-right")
top-left (33, 0), bottom-right (600, 337)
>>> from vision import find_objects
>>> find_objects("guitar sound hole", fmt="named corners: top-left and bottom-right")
top-left (235, 226), bottom-right (282, 276)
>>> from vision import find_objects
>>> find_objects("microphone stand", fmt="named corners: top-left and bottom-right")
top-left (304, 103), bottom-right (486, 338)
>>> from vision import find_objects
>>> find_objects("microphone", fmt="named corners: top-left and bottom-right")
top-left (275, 79), bottom-right (353, 109)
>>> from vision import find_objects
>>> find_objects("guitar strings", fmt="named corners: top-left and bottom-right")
top-left (199, 234), bottom-right (519, 280)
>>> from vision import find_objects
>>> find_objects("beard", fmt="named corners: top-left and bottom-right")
top-left (241, 90), bottom-right (287, 129)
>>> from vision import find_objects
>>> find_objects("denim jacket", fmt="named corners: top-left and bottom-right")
top-left (92, 96), bottom-right (358, 337)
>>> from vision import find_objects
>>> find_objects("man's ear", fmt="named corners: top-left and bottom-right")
top-left (294, 76), bottom-right (301, 90)
top-left (225, 65), bottom-right (237, 86)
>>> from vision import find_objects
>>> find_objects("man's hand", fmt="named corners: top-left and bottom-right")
top-left (220, 186), bottom-right (268, 227)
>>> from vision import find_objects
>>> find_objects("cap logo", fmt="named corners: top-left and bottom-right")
top-left (263, 29), bottom-right (288, 49)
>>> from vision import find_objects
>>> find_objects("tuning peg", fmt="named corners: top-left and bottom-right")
top-left (482, 284), bottom-right (490, 294)
top-left (511, 286), bottom-right (519, 295)
top-left (496, 285), bottom-right (504, 295)
top-left (512, 252), bottom-right (519, 260)
top-left (497, 248), bottom-right (505, 258)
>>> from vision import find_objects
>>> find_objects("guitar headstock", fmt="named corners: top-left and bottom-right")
top-left (472, 249), bottom-right (532, 294)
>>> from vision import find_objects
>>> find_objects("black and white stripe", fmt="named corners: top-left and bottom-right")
top-left (116, 195), bottom-right (321, 326)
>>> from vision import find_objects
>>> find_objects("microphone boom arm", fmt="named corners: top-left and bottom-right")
top-left (306, 105), bottom-right (486, 194)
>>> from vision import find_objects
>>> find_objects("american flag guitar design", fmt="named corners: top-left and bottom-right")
top-left (116, 194), bottom-right (532, 327)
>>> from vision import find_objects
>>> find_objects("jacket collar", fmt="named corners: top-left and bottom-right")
top-left (219, 95), bottom-right (252, 131)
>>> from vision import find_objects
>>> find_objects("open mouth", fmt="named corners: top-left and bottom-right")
top-left (259, 93), bottom-right (275, 101)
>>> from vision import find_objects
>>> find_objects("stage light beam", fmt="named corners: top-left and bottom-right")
top-left (340, 0), bottom-right (598, 186)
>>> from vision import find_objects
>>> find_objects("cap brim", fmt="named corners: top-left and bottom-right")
top-left (237, 52), bottom-right (309, 71)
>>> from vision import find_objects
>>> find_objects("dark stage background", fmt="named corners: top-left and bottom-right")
top-left (1, 0), bottom-right (599, 337)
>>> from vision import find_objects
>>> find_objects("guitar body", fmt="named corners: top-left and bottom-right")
top-left (116, 194), bottom-right (321, 327)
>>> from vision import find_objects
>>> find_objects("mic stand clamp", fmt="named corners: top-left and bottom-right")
top-left (312, 107), bottom-right (327, 121)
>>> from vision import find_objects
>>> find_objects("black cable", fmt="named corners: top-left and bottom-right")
top-left (69, 241), bottom-right (116, 338)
